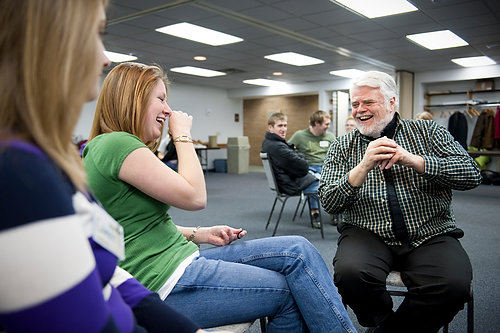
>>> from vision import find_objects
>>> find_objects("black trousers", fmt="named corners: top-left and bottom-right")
top-left (333, 224), bottom-right (472, 333)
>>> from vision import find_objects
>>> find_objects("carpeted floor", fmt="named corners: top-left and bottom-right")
top-left (169, 171), bottom-right (500, 333)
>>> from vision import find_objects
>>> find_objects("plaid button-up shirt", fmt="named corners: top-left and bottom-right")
top-left (319, 115), bottom-right (482, 247)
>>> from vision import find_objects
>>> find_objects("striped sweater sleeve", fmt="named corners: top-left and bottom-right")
top-left (0, 145), bottom-right (119, 333)
top-left (111, 267), bottom-right (200, 333)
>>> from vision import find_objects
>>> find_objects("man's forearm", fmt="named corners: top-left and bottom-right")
top-left (407, 154), bottom-right (425, 173)
top-left (348, 163), bottom-right (370, 187)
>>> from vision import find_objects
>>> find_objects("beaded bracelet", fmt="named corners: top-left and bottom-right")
top-left (173, 135), bottom-right (194, 143)
top-left (188, 226), bottom-right (201, 242)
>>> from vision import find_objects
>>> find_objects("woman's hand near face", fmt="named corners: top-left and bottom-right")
top-left (168, 110), bottom-right (193, 138)
top-left (119, 108), bottom-right (206, 210)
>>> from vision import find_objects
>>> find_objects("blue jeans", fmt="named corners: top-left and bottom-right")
top-left (164, 236), bottom-right (356, 333)
top-left (163, 160), bottom-right (178, 172)
top-left (304, 165), bottom-right (322, 210)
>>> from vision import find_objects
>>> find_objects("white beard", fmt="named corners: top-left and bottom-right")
top-left (357, 111), bottom-right (395, 138)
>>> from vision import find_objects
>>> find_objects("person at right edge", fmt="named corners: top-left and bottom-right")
top-left (319, 71), bottom-right (481, 333)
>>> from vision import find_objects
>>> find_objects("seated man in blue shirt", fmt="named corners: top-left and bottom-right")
top-left (319, 71), bottom-right (481, 332)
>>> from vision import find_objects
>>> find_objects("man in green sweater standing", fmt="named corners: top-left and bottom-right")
top-left (290, 110), bottom-right (335, 227)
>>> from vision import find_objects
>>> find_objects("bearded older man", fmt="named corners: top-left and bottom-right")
top-left (319, 71), bottom-right (481, 332)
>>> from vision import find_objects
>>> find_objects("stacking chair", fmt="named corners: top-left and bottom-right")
top-left (343, 271), bottom-right (474, 332)
top-left (260, 153), bottom-right (324, 238)
top-left (385, 271), bottom-right (474, 333)
top-left (208, 318), bottom-right (267, 332)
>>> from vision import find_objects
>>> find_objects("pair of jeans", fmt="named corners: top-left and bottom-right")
top-left (164, 236), bottom-right (356, 333)
top-left (303, 165), bottom-right (322, 210)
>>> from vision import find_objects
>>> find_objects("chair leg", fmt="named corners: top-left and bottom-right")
top-left (467, 284), bottom-right (474, 333)
top-left (317, 199), bottom-right (324, 239)
top-left (272, 197), bottom-right (289, 236)
top-left (299, 195), bottom-right (307, 217)
top-left (306, 196), bottom-right (314, 228)
top-left (442, 283), bottom-right (474, 333)
top-left (265, 197), bottom-right (279, 230)
top-left (292, 195), bottom-right (302, 221)
top-left (259, 317), bottom-right (267, 333)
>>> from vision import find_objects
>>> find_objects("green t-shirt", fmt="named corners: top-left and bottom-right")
top-left (83, 132), bottom-right (198, 292)
top-left (289, 129), bottom-right (335, 165)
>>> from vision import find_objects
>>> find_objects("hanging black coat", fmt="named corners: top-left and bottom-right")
top-left (448, 111), bottom-right (468, 150)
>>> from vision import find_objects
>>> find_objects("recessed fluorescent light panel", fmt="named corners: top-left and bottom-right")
top-left (103, 51), bottom-right (137, 62)
top-left (451, 56), bottom-right (496, 67)
top-left (243, 79), bottom-right (287, 87)
top-left (170, 66), bottom-right (226, 77)
top-left (406, 30), bottom-right (468, 50)
top-left (264, 52), bottom-right (324, 66)
top-left (330, 69), bottom-right (365, 78)
top-left (333, 0), bottom-right (417, 18)
top-left (156, 22), bottom-right (243, 46)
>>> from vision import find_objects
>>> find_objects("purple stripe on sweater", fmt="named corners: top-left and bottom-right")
top-left (107, 287), bottom-right (135, 333)
top-left (0, 269), bottom-right (113, 333)
top-left (0, 140), bottom-right (47, 160)
top-left (89, 238), bottom-right (119, 285)
top-left (117, 278), bottom-right (153, 309)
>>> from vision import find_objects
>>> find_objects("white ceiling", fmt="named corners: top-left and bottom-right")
top-left (104, 0), bottom-right (500, 89)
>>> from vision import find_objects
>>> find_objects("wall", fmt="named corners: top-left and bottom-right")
top-left (229, 78), bottom-right (352, 111)
top-left (335, 91), bottom-right (350, 137)
top-left (243, 95), bottom-right (318, 166)
top-left (231, 79), bottom-right (354, 167)
top-left (75, 99), bottom-right (98, 142)
top-left (74, 82), bottom-right (243, 169)
top-left (167, 83), bottom-right (243, 168)
top-left (396, 70), bottom-right (414, 119)
top-left (166, 83), bottom-right (243, 144)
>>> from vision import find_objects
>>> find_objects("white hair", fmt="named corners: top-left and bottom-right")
top-left (350, 71), bottom-right (399, 111)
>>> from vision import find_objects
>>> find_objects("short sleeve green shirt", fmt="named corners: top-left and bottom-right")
top-left (83, 132), bottom-right (198, 292)
top-left (289, 129), bottom-right (335, 165)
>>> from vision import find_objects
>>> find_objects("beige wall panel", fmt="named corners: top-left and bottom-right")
top-left (243, 95), bottom-right (318, 166)
top-left (396, 70), bottom-right (414, 119)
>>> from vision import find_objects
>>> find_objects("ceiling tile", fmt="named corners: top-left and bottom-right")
top-left (239, 5), bottom-right (293, 22)
top-left (422, 1), bottom-right (491, 20)
top-left (273, 17), bottom-right (321, 31)
top-left (328, 20), bottom-right (384, 35)
top-left (349, 31), bottom-right (400, 44)
top-left (271, 0), bottom-right (339, 16)
top-left (102, 0), bottom-right (500, 89)
top-left (122, 14), bottom-right (175, 30)
top-left (154, 5), bottom-right (216, 22)
top-left (374, 12), bottom-right (435, 29)
top-left (202, 0), bottom-right (263, 11)
top-left (303, 9), bottom-right (361, 26)
top-left (106, 23), bottom-right (149, 37)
